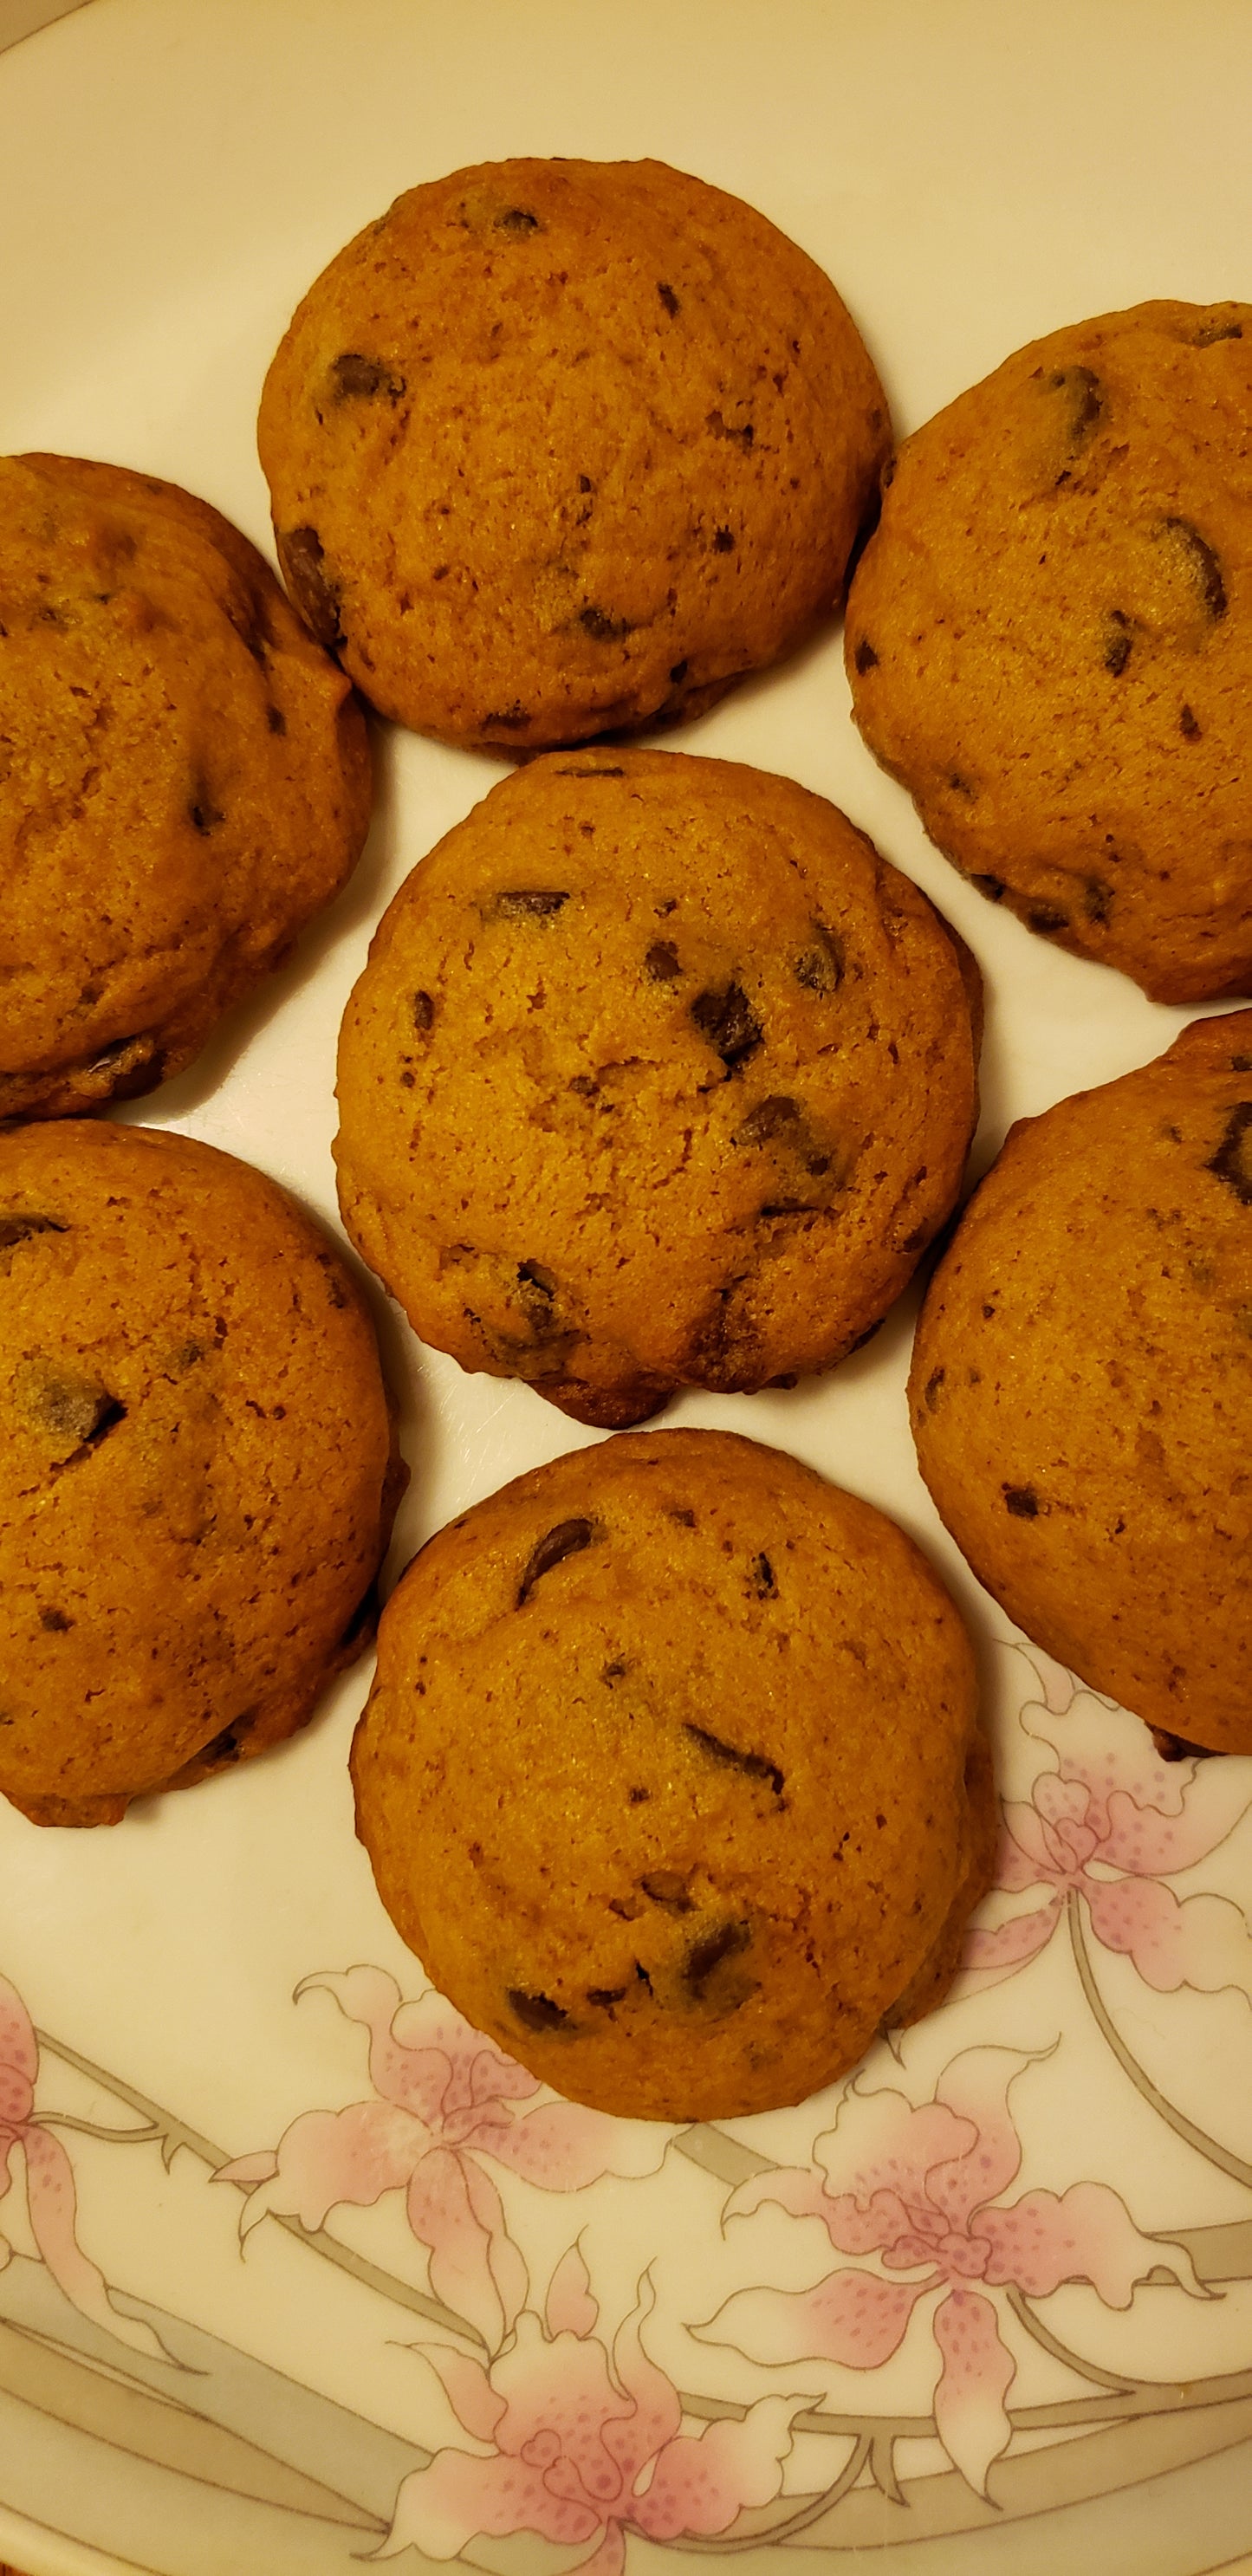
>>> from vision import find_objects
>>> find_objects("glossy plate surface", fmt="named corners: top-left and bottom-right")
top-left (1, 3), bottom-right (1250, 2571)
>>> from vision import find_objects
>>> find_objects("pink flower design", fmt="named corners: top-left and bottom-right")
top-left (707, 2046), bottom-right (1202, 2498)
top-left (217, 1968), bottom-right (669, 2350)
top-left (0, 1973), bottom-right (165, 2360)
top-left (378, 2248), bottom-right (809, 2573)
top-left (964, 1695), bottom-right (1252, 1995)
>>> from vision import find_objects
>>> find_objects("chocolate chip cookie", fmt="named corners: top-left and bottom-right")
top-left (0, 1120), bottom-right (405, 1826)
top-left (351, 1428), bottom-right (993, 2119)
top-left (1, 454), bottom-right (371, 1119)
top-left (847, 302), bottom-right (1252, 1002)
top-left (910, 1011), bottom-right (1252, 1753)
top-left (258, 157), bottom-right (889, 749)
top-left (334, 748), bottom-right (981, 1426)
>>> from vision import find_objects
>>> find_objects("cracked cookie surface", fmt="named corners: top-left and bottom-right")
top-left (0, 454), bottom-right (371, 1119)
top-left (910, 1012), bottom-right (1252, 1753)
top-left (0, 1121), bottom-right (404, 1826)
top-left (258, 156), bottom-right (888, 749)
top-left (334, 747), bottom-right (981, 1427)
top-left (351, 1428), bottom-right (991, 2119)
top-left (847, 302), bottom-right (1252, 1002)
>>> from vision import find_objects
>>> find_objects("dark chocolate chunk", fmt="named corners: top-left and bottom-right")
top-left (1206, 1100), bottom-right (1252, 1205)
top-left (1179, 704), bottom-right (1202, 739)
top-left (495, 205), bottom-right (541, 231)
top-left (38, 1606), bottom-right (72, 1632)
top-left (735, 1094), bottom-right (801, 1146)
top-left (657, 282), bottom-right (680, 317)
top-left (587, 1986), bottom-right (628, 2008)
top-left (669, 659), bottom-right (689, 685)
top-left (507, 1989), bottom-right (570, 2031)
top-left (496, 889), bottom-right (570, 918)
top-left (853, 638), bottom-right (879, 673)
top-left (578, 605), bottom-right (633, 641)
top-left (971, 874), bottom-right (1007, 903)
top-left (0, 1213), bottom-right (66, 1250)
top-left (330, 352), bottom-right (405, 399)
top-left (690, 980), bottom-right (762, 1069)
top-left (278, 526), bottom-right (344, 652)
top-left (1027, 905), bottom-right (1069, 935)
top-left (412, 990), bottom-right (435, 1031)
top-left (713, 527), bottom-right (736, 553)
top-left (684, 1919), bottom-right (752, 1998)
top-left (1195, 317), bottom-right (1243, 345)
top-left (1083, 879), bottom-right (1112, 925)
top-left (794, 923), bottom-right (845, 995)
top-left (1048, 364), bottom-right (1103, 444)
top-left (645, 940), bottom-right (681, 983)
top-left (19, 1366), bottom-right (125, 1454)
top-left (189, 789), bottom-right (224, 834)
top-left (684, 1722), bottom-right (784, 1799)
top-left (626, 1786), bottom-right (650, 1804)
top-left (639, 1871), bottom-right (693, 1912)
top-left (924, 1366), bottom-right (946, 1411)
top-left (1003, 1484), bottom-right (1041, 1518)
top-left (1160, 516), bottom-right (1227, 620)
top-left (516, 1516), bottom-right (596, 1605)
top-left (266, 704), bottom-right (287, 734)
top-left (752, 1553), bottom-right (776, 1597)
top-left (1104, 611), bottom-right (1133, 676)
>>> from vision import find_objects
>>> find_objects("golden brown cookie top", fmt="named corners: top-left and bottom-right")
top-left (910, 1010), bottom-right (1252, 1752)
top-left (351, 1428), bottom-right (988, 2119)
top-left (334, 747), bottom-right (980, 1425)
top-left (0, 453), bottom-right (371, 1119)
top-left (259, 157), bottom-right (888, 748)
top-left (0, 1119), bottom-right (402, 1825)
top-left (847, 301), bottom-right (1252, 1002)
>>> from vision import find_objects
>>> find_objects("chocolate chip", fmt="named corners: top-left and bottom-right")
top-left (506, 1989), bottom-right (570, 2031)
top-left (1104, 611), bottom-right (1133, 676)
top-left (38, 1606), bottom-right (72, 1632)
top-left (412, 990), bottom-right (435, 1031)
top-left (684, 1722), bottom-right (784, 1799)
top-left (1206, 1100), bottom-right (1252, 1204)
top-left (971, 874), bottom-right (1007, 903)
top-left (735, 1094), bottom-right (801, 1146)
top-left (1180, 704), bottom-right (1202, 739)
top-left (669, 659), bottom-right (689, 685)
top-left (794, 923), bottom-right (845, 994)
top-left (587, 1986), bottom-right (628, 2007)
top-left (713, 527), bottom-right (736, 553)
top-left (198, 1708), bottom-right (259, 1768)
top-left (639, 1871), bottom-right (692, 1911)
top-left (705, 411), bottom-right (754, 447)
top-left (554, 764), bottom-right (625, 778)
top-left (645, 941), bottom-right (681, 983)
top-left (330, 352), bottom-right (405, 399)
top-left (1194, 317), bottom-right (1243, 346)
top-left (1160, 516), bottom-right (1227, 620)
top-left (266, 704), bottom-right (287, 734)
top-left (627, 1786), bottom-right (650, 1804)
top-left (759, 1200), bottom-right (819, 1218)
top-left (690, 981), bottom-right (762, 1070)
top-left (1048, 364), bottom-right (1103, 444)
top-left (1083, 879), bottom-right (1112, 925)
top-left (278, 527), bottom-right (344, 652)
top-left (482, 704), bottom-right (532, 730)
top-left (569, 1074), bottom-right (599, 1097)
top-left (752, 1554), bottom-right (776, 1597)
top-left (1003, 1485), bottom-right (1040, 1518)
top-left (518, 1259), bottom-right (557, 1296)
top-left (496, 889), bottom-right (569, 918)
top-left (495, 205), bottom-right (541, 231)
top-left (684, 1919), bottom-right (752, 1997)
top-left (516, 1517), bottom-right (596, 1605)
top-left (853, 638), bottom-right (879, 673)
top-left (1027, 905), bottom-right (1069, 935)
top-left (924, 1366), bottom-right (946, 1411)
top-left (189, 789), bottom-right (224, 834)
top-left (17, 1365), bottom-right (126, 1455)
top-left (1231, 1056), bottom-right (1252, 1073)
top-left (0, 1213), bottom-right (66, 1250)
top-left (658, 282), bottom-right (680, 316)
top-left (578, 605), bottom-right (632, 641)
top-left (601, 1658), bottom-right (628, 1683)
top-left (1150, 1727), bottom-right (1217, 1761)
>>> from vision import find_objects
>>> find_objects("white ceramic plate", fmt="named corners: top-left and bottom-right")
top-left (2, 3), bottom-right (1251, 2571)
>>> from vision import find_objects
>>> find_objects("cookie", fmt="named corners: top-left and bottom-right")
top-left (0, 454), bottom-right (372, 1120)
top-left (846, 302), bottom-right (1252, 1002)
top-left (910, 1012), bottom-right (1252, 1754)
top-left (350, 1428), bottom-right (993, 2120)
top-left (334, 748), bottom-right (981, 1427)
top-left (0, 1120), bottom-right (405, 1826)
top-left (258, 157), bottom-right (889, 749)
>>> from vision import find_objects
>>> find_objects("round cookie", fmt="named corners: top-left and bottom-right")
top-left (0, 454), bottom-right (372, 1120)
top-left (334, 748), bottom-right (981, 1427)
top-left (0, 1120), bottom-right (405, 1826)
top-left (351, 1428), bottom-right (993, 2120)
top-left (847, 302), bottom-right (1252, 1003)
top-left (910, 1012), bottom-right (1252, 1754)
top-left (258, 157), bottom-right (889, 750)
